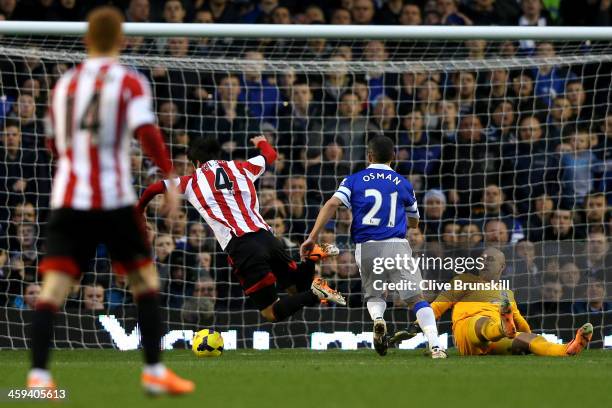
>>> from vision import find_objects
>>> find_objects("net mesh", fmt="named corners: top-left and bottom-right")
top-left (0, 34), bottom-right (610, 350)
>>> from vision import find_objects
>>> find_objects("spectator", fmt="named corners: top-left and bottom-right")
top-left (162, 0), bottom-right (185, 23)
top-left (319, 55), bottom-right (352, 117)
top-left (363, 40), bottom-right (392, 104)
top-left (415, 78), bottom-right (442, 132)
top-left (241, 0), bottom-right (278, 24)
top-left (367, 95), bottom-right (399, 141)
top-left (307, 140), bottom-right (351, 202)
top-left (580, 192), bottom-right (610, 235)
top-left (502, 116), bottom-right (559, 215)
top-left (437, 100), bottom-right (459, 141)
top-left (511, 239), bottom-right (540, 290)
top-left (543, 208), bottom-right (585, 241)
top-left (352, 0), bottom-right (375, 25)
top-left (126, 0), bottom-right (150, 22)
top-left (154, 232), bottom-right (175, 280)
top-left (303, 5), bottom-right (326, 24)
top-left (397, 110), bottom-right (441, 178)
top-left (565, 80), bottom-right (593, 123)
top-left (560, 130), bottom-right (602, 206)
top-left (10, 94), bottom-right (43, 151)
top-left (13, 282), bottom-right (40, 310)
top-left (164, 249), bottom-right (197, 309)
top-left (460, 223), bottom-right (483, 248)
top-left (398, 3), bottom-right (422, 25)
top-left (201, 0), bottom-right (241, 23)
top-left (421, 189), bottom-right (449, 241)
top-left (472, 184), bottom-right (524, 243)
top-left (440, 114), bottom-right (488, 213)
top-left (486, 100), bottom-right (516, 144)
top-left (375, 0), bottom-right (404, 24)
top-left (525, 193), bottom-right (554, 242)
top-left (82, 284), bottom-right (105, 312)
top-left (271, 6), bottom-right (292, 24)
top-left (558, 261), bottom-right (585, 301)
top-left (510, 70), bottom-right (548, 119)
top-left (266, 215), bottom-right (297, 251)
top-left (282, 176), bottom-right (309, 239)
top-left (442, 223), bottom-right (462, 247)
top-left (181, 277), bottom-right (216, 324)
top-left (324, 92), bottom-right (368, 170)
top-left (547, 96), bottom-right (573, 146)
top-left (483, 219), bottom-right (510, 250)
top-left (578, 231), bottom-right (611, 281)
top-left (334, 251), bottom-right (361, 306)
top-left (573, 279), bottom-right (611, 313)
top-left (464, 0), bottom-right (518, 25)
top-left (450, 71), bottom-right (486, 115)
top-left (239, 51), bottom-right (281, 122)
top-left (176, 222), bottom-right (215, 254)
top-left (532, 42), bottom-right (576, 107)
top-left (520, 0), bottom-right (551, 26)
top-left (202, 73), bottom-right (258, 158)
top-left (277, 79), bottom-right (323, 165)
top-left (0, 122), bottom-right (41, 209)
top-left (437, 0), bottom-right (471, 25)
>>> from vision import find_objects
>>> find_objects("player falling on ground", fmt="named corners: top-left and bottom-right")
top-left (394, 247), bottom-right (593, 357)
top-left (301, 136), bottom-right (447, 358)
top-left (28, 7), bottom-right (194, 395)
top-left (137, 136), bottom-right (346, 323)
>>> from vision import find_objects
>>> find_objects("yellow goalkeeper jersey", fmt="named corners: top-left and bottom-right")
top-left (430, 273), bottom-right (531, 333)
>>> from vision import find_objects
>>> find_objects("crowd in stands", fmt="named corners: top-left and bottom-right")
top-left (0, 1), bottom-right (611, 323)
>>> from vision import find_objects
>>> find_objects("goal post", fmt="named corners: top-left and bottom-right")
top-left (0, 23), bottom-right (610, 351)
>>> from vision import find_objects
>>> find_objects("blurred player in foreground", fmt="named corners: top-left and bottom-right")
top-left (394, 247), bottom-right (593, 357)
top-left (28, 6), bottom-right (194, 395)
top-left (137, 136), bottom-right (346, 323)
top-left (301, 136), bottom-right (446, 358)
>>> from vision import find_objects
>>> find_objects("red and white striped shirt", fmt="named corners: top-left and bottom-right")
top-left (48, 57), bottom-right (156, 210)
top-left (164, 156), bottom-right (271, 250)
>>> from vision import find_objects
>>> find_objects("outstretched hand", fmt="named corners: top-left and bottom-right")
top-left (250, 135), bottom-right (267, 147)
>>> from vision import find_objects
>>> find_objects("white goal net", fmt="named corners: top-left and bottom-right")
top-left (0, 25), bottom-right (610, 350)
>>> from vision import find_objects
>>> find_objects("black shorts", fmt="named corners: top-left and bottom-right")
top-left (226, 229), bottom-right (297, 310)
top-left (39, 206), bottom-right (152, 278)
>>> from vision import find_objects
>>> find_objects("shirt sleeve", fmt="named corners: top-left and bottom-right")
top-left (332, 177), bottom-right (352, 208)
top-left (404, 182), bottom-right (420, 219)
top-left (126, 72), bottom-right (156, 133)
top-left (238, 156), bottom-right (266, 181)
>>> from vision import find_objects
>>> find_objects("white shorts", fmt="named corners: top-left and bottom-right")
top-left (355, 238), bottom-right (423, 301)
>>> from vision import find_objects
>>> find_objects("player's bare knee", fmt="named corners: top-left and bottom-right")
top-left (404, 293), bottom-right (425, 310)
top-left (127, 263), bottom-right (159, 295)
top-left (38, 271), bottom-right (74, 307)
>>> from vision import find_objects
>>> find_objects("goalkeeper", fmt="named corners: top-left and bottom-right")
top-left (396, 247), bottom-right (592, 357)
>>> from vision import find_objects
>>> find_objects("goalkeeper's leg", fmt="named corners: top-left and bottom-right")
top-left (488, 323), bottom-right (593, 357)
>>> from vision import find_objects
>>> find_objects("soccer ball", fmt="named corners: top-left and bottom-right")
top-left (192, 329), bottom-right (224, 358)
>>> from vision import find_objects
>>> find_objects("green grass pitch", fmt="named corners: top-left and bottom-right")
top-left (1, 349), bottom-right (611, 408)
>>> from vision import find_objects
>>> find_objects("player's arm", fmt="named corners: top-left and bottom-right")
top-left (300, 196), bottom-right (343, 259)
top-left (137, 176), bottom-right (190, 213)
top-left (250, 135), bottom-right (277, 164)
top-left (237, 136), bottom-right (278, 180)
top-left (126, 72), bottom-right (179, 213)
top-left (511, 301), bottom-right (531, 333)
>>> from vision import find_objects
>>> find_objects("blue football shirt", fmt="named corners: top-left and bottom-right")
top-left (333, 163), bottom-right (419, 243)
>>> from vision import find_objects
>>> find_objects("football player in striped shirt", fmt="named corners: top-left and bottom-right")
top-left (28, 6), bottom-right (194, 395)
top-left (138, 136), bottom-right (346, 324)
